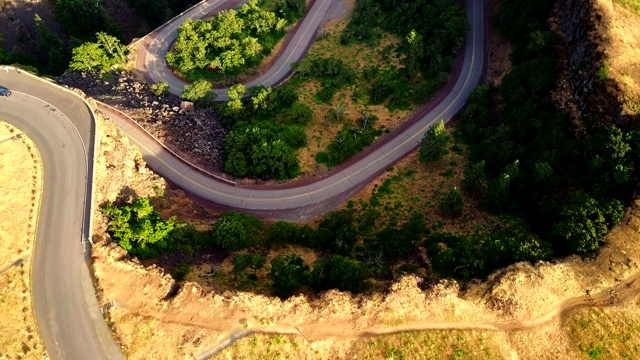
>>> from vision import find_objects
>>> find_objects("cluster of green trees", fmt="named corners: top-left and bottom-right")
top-left (340, 0), bottom-right (467, 106)
top-left (456, 0), bottom-right (633, 256)
top-left (69, 33), bottom-right (129, 73)
top-left (102, 198), bottom-right (207, 258)
top-left (55, 0), bottom-right (122, 41)
top-left (219, 84), bottom-right (312, 180)
top-left (275, 0), bottom-right (307, 21)
top-left (166, 0), bottom-right (296, 80)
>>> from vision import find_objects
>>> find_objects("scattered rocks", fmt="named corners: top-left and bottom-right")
top-left (58, 71), bottom-right (227, 172)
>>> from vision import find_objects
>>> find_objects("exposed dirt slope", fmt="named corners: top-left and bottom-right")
top-left (86, 105), bottom-right (640, 358)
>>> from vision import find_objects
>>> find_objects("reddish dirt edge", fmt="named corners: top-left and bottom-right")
top-left (124, 1), bottom-right (483, 220)
top-left (134, 0), bottom-right (317, 86)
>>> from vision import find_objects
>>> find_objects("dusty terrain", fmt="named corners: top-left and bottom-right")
top-left (82, 1), bottom-right (640, 359)
top-left (595, 0), bottom-right (640, 116)
top-left (0, 122), bottom-right (44, 359)
top-left (87, 98), bottom-right (640, 360)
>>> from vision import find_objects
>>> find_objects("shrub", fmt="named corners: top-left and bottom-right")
top-left (180, 79), bottom-right (216, 104)
top-left (266, 221), bottom-right (299, 245)
top-left (309, 256), bottom-right (367, 293)
top-left (419, 119), bottom-right (450, 163)
top-left (151, 82), bottom-right (170, 96)
top-left (315, 152), bottom-right (329, 164)
top-left (270, 254), bottom-right (309, 299)
top-left (102, 197), bottom-right (174, 259)
top-left (69, 32), bottom-right (128, 73)
top-left (212, 211), bottom-right (261, 252)
top-left (233, 253), bottom-right (266, 276)
top-left (439, 187), bottom-right (464, 217)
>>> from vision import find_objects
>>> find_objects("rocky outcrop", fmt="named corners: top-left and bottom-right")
top-left (554, 0), bottom-right (624, 124)
top-left (58, 71), bottom-right (227, 172)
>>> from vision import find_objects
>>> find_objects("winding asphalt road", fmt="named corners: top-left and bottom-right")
top-left (129, 0), bottom-right (484, 219)
top-left (0, 74), bottom-right (123, 359)
top-left (0, 0), bottom-right (483, 358)
top-left (139, 0), bottom-right (334, 101)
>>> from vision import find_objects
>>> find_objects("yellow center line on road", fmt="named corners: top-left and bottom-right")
top-left (138, 0), bottom-right (481, 207)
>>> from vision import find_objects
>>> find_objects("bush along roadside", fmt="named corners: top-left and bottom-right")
top-left (103, 195), bottom-right (553, 299)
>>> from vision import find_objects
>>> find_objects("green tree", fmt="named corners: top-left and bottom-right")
top-left (481, 220), bottom-right (552, 270)
top-left (439, 187), bottom-right (464, 217)
top-left (212, 211), bottom-right (261, 252)
top-left (251, 87), bottom-right (272, 111)
top-left (221, 83), bottom-right (247, 117)
top-left (401, 29), bottom-right (424, 77)
top-left (419, 120), bottom-right (450, 163)
top-left (309, 256), bottom-right (367, 293)
top-left (270, 254), bottom-right (309, 299)
top-left (553, 193), bottom-right (624, 255)
top-left (69, 33), bottom-right (128, 72)
top-left (223, 122), bottom-right (301, 180)
top-left (266, 221), bottom-right (299, 245)
top-left (233, 253), bottom-right (266, 276)
top-left (166, 1), bottom-right (290, 78)
top-left (314, 210), bottom-right (357, 255)
top-left (102, 198), bottom-right (175, 258)
top-left (56, 0), bottom-right (121, 40)
top-left (276, 0), bottom-right (306, 21)
top-left (34, 14), bottom-right (69, 75)
top-left (181, 79), bottom-right (216, 104)
top-left (462, 160), bottom-right (487, 197)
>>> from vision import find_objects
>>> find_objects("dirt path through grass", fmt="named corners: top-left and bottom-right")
top-left (108, 270), bottom-right (640, 358)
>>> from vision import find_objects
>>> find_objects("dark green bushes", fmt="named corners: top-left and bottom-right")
top-left (223, 121), bottom-right (303, 180)
top-left (309, 256), bottom-right (368, 293)
top-left (221, 84), bottom-right (313, 180)
top-left (340, 0), bottom-right (467, 106)
top-left (212, 211), bottom-right (262, 252)
top-left (166, 0), bottom-right (299, 80)
top-left (55, 0), bottom-right (122, 41)
top-left (427, 220), bottom-right (552, 281)
top-left (317, 113), bottom-right (382, 167)
top-left (456, 0), bottom-right (633, 256)
top-left (275, 0), bottom-right (307, 22)
top-left (294, 56), bottom-right (357, 103)
top-left (270, 254), bottom-right (309, 298)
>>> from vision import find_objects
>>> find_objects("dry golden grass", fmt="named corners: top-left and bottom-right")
top-left (564, 301), bottom-right (640, 360)
top-left (295, 4), bottom-right (410, 174)
top-left (345, 139), bottom-right (499, 235)
top-left (0, 122), bottom-right (45, 359)
top-left (595, 0), bottom-right (640, 115)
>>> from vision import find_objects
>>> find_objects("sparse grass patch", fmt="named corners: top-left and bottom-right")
top-left (293, 17), bottom-right (411, 173)
top-left (347, 138), bottom-right (498, 236)
top-left (346, 330), bottom-right (502, 360)
top-left (566, 307), bottom-right (640, 360)
top-left (615, 0), bottom-right (640, 13)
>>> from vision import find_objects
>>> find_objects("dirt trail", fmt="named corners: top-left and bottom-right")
top-left (110, 271), bottom-right (640, 358)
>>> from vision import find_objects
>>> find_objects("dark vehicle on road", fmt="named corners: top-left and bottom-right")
top-left (0, 86), bottom-right (11, 97)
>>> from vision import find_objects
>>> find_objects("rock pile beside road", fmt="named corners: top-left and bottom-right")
top-left (58, 71), bottom-right (227, 172)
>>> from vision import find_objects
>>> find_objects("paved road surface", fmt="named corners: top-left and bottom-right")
top-left (139, 0), bottom-right (335, 100)
top-left (0, 73), bottom-right (123, 359)
top-left (0, 0), bottom-right (483, 357)
top-left (127, 0), bottom-right (484, 219)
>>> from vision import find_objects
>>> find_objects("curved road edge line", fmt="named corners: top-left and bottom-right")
top-left (5, 66), bottom-right (124, 359)
top-left (96, 101), bottom-right (237, 186)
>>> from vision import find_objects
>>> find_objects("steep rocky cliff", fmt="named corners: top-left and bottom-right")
top-left (555, 0), bottom-right (640, 125)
